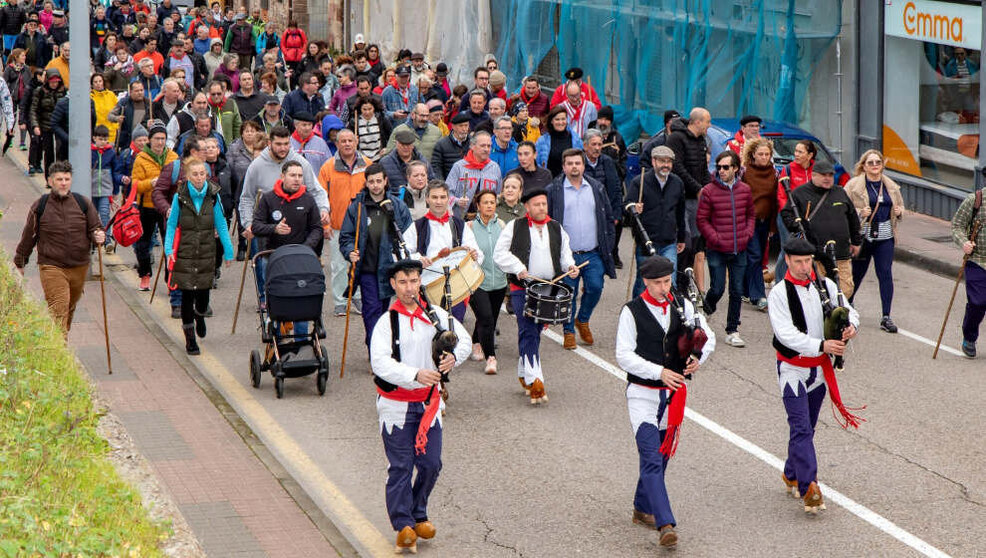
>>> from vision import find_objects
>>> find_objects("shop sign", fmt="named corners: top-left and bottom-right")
top-left (885, 0), bottom-right (981, 49)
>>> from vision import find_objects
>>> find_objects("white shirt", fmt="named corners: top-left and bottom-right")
top-left (493, 218), bottom-right (575, 281)
top-left (402, 215), bottom-right (484, 265)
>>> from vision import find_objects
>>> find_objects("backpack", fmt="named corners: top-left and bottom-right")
top-left (34, 192), bottom-right (88, 239)
top-left (106, 180), bottom-right (143, 247)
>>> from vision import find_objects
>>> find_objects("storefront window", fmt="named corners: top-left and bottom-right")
top-left (883, 1), bottom-right (982, 192)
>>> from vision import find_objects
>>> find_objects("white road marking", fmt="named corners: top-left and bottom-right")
top-left (897, 328), bottom-right (965, 358)
top-left (541, 329), bottom-right (952, 558)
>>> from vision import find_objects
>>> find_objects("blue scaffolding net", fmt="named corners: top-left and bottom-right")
top-left (491, 0), bottom-right (842, 141)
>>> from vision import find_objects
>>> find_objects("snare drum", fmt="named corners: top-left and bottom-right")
top-left (523, 282), bottom-right (573, 325)
top-left (422, 247), bottom-right (485, 307)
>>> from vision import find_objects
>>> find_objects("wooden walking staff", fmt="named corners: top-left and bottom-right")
top-left (339, 202), bottom-right (363, 378)
top-left (625, 170), bottom-right (645, 300)
top-left (96, 245), bottom-right (112, 374)
top-left (149, 251), bottom-right (166, 303)
top-left (934, 218), bottom-right (983, 359)
top-left (231, 194), bottom-right (261, 335)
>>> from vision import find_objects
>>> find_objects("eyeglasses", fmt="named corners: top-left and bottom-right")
top-left (865, 160), bottom-right (883, 166)
top-left (716, 164), bottom-right (734, 170)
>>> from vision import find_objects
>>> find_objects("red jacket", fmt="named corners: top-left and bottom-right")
top-left (776, 160), bottom-right (812, 212)
top-left (696, 179), bottom-right (755, 254)
top-left (549, 81), bottom-right (602, 110)
top-left (280, 28), bottom-right (308, 62)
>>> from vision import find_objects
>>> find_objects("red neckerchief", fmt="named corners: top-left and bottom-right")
top-left (425, 211), bottom-right (449, 224)
top-left (526, 214), bottom-right (549, 227)
top-left (207, 96), bottom-right (225, 110)
top-left (91, 143), bottom-right (111, 154)
top-left (784, 270), bottom-right (816, 288)
top-left (396, 82), bottom-right (410, 106)
top-left (519, 88), bottom-right (539, 104)
top-left (463, 149), bottom-right (490, 170)
top-left (291, 129), bottom-right (313, 146)
top-left (388, 299), bottom-right (431, 330)
top-left (273, 179), bottom-right (306, 202)
top-left (641, 289), bottom-right (671, 315)
top-left (564, 98), bottom-right (585, 128)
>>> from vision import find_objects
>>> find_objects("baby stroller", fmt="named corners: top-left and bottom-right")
top-left (249, 244), bottom-right (330, 399)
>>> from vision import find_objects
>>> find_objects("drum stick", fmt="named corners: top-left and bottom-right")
top-left (340, 201), bottom-right (363, 378)
top-left (548, 260), bottom-right (589, 285)
top-left (626, 170), bottom-right (645, 300)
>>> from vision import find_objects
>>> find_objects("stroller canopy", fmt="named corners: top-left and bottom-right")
top-left (265, 244), bottom-right (326, 299)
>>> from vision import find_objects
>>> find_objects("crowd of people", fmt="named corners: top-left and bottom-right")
top-left (6, 2), bottom-right (986, 553)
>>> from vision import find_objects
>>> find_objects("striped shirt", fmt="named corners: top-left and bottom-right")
top-left (357, 115), bottom-right (383, 161)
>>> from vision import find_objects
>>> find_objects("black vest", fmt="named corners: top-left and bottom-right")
top-left (414, 215), bottom-right (464, 255)
top-left (624, 297), bottom-right (686, 387)
top-left (772, 280), bottom-right (816, 358)
top-left (507, 219), bottom-right (563, 286)
top-left (373, 309), bottom-right (403, 392)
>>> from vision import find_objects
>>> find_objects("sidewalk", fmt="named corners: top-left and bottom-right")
top-left (893, 210), bottom-right (967, 279)
top-left (0, 153), bottom-right (354, 557)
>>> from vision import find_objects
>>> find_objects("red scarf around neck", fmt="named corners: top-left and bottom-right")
top-left (208, 96), bottom-right (225, 110)
top-left (641, 289), bottom-right (672, 315)
top-left (273, 179), bottom-right (306, 202)
top-left (425, 211), bottom-right (449, 224)
top-left (784, 270), bottom-right (816, 288)
top-left (291, 129), bottom-right (314, 146)
top-left (463, 148), bottom-right (490, 170)
top-left (526, 214), bottom-right (550, 227)
top-left (388, 299), bottom-right (431, 330)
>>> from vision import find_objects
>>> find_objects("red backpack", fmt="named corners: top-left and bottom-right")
top-left (107, 183), bottom-right (143, 247)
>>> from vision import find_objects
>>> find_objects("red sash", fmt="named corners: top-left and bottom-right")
top-left (377, 385), bottom-right (442, 455)
top-left (776, 352), bottom-right (865, 429)
top-left (633, 382), bottom-right (687, 459)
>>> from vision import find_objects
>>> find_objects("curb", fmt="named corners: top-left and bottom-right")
top-left (894, 245), bottom-right (961, 280)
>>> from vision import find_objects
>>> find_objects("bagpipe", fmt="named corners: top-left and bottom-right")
top-left (779, 178), bottom-right (851, 369)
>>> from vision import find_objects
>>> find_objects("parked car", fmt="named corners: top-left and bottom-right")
top-left (708, 118), bottom-right (850, 185)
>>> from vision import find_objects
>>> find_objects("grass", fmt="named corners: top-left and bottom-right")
top-left (0, 252), bottom-right (168, 557)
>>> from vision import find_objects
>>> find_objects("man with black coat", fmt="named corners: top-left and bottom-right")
top-left (251, 159), bottom-right (323, 252)
top-left (28, 68), bottom-right (66, 177)
top-left (665, 107), bottom-right (711, 292)
top-left (0, 0), bottom-right (26, 57)
top-left (51, 95), bottom-right (96, 161)
top-left (591, 106), bottom-right (627, 180)
top-left (625, 145), bottom-right (686, 297)
top-left (639, 109), bottom-right (680, 172)
top-left (780, 159), bottom-right (862, 298)
top-left (233, 70), bottom-right (265, 122)
top-left (430, 112), bottom-right (469, 179)
top-left (583, 128), bottom-right (623, 268)
top-left (14, 16), bottom-right (48, 68)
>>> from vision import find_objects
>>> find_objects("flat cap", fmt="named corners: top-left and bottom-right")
top-left (450, 112), bottom-right (471, 125)
top-left (650, 145), bottom-right (675, 160)
top-left (394, 128), bottom-right (417, 144)
top-left (291, 111), bottom-right (315, 122)
top-left (812, 159), bottom-right (835, 174)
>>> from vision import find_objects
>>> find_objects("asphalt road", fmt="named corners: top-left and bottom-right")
top-left (2, 157), bottom-right (982, 557)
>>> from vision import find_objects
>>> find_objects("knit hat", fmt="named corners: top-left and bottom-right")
top-left (131, 124), bottom-right (149, 140)
top-left (148, 122), bottom-right (167, 138)
top-left (489, 70), bottom-right (506, 88)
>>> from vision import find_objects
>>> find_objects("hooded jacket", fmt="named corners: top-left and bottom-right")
top-left (664, 118), bottom-right (709, 199)
top-left (28, 69), bottom-right (66, 132)
top-left (238, 146), bottom-right (329, 228)
top-left (251, 181), bottom-right (323, 252)
top-left (91, 143), bottom-right (119, 197)
top-left (133, 147), bottom-right (179, 209)
top-left (318, 153), bottom-right (371, 229)
top-left (319, 114), bottom-right (346, 155)
top-left (279, 27), bottom-right (307, 62)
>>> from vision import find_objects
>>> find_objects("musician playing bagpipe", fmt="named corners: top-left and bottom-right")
top-left (369, 258), bottom-right (472, 554)
top-left (767, 237), bottom-right (861, 514)
top-left (615, 255), bottom-right (714, 549)
top-left (493, 188), bottom-right (579, 404)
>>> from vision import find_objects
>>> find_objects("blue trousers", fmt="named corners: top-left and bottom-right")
top-left (360, 271), bottom-right (385, 348)
top-left (963, 261), bottom-right (986, 343)
top-left (633, 422), bottom-right (675, 528)
top-left (250, 238), bottom-right (268, 304)
top-left (705, 249), bottom-right (747, 334)
top-left (633, 243), bottom-right (678, 298)
top-left (382, 402), bottom-right (442, 531)
top-left (782, 382), bottom-right (826, 496)
top-left (851, 237), bottom-right (895, 317)
top-left (510, 289), bottom-right (543, 384)
top-left (562, 250), bottom-right (604, 333)
top-left (743, 219), bottom-right (770, 302)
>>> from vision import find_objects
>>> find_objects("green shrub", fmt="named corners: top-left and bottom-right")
top-left (0, 255), bottom-right (167, 557)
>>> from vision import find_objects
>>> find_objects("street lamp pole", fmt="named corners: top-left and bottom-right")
top-left (68, 0), bottom-right (91, 195)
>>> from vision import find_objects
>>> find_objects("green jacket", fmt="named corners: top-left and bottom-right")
top-left (210, 97), bottom-right (242, 148)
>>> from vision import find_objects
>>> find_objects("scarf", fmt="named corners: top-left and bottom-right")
top-left (425, 211), bottom-right (449, 224)
top-left (641, 289), bottom-right (671, 315)
top-left (519, 87), bottom-right (540, 104)
top-left (463, 149), bottom-right (490, 170)
top-left (388, 299), bottom-right (431, 331)
top-left (563, 99), bottom-right (586, 134)
top-left (273, 179), bottom-right (306, 202)
top-left (208, 96), bottom-right (226, 111)
top-left (92, 143), bottom-right (111, 154)
top-left (526, 214), bottom-right (549, 227)
top-left (142, 145), bottom-right (168, 167)
top-left (784, 270), bottom-right (816, 287)
top-left (291, 129), bottom-right (314, 146)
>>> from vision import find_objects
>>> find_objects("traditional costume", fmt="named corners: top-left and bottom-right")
top-left (615, 256), bottom-right (714, 548)
top-left (369, 259), bottom-right (472, 553)
top-left (493, 189), bottom-right (575, 403)
top-left (766, 237), bottom-right (861, 513)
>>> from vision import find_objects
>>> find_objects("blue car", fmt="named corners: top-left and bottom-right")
top-left (708, 118), bottom-right (850, 185)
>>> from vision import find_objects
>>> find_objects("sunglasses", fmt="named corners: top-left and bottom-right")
top-left (716, 164), bottom-right (734, 170)
top-left (865, 160), bottom-right (883, 166)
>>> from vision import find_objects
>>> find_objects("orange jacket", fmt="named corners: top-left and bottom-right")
top-left (318, 154), bottom-right (371, 230)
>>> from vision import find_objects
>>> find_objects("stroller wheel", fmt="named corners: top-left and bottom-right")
top-left (249, 350), bottom-right (262, 388)
top-left (275, 376), bottom-right (285, 399)
top-left (317, 372), bottom-right (327, 396)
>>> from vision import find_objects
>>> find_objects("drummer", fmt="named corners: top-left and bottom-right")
top-left (493, 188), bottom-right (579, 404)
top-left (403, 180), bottom-right (484, 322)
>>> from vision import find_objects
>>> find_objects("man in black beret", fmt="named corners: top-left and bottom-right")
top-left (430, 112), bottom-right (471, 180)
top-left (289, 110), bottom-right (331, 174)
top-left (493, 187), bottom-right (578, 405)
top-left (727, 114), bottom-right (763, 155)
top-left (369, 255), bottom-right (471, 553)
top-left (615, 254), bottom-right (713, 549)
top-left (550, 66), bottom-right (602, 110)
top-left (767, 236), bottom-right (860, 515)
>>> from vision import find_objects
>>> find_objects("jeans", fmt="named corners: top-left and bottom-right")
top-left (633, 243), bottom-right (677, 298)
top-left (250, 238), bottom-right (268, 304)
top-left (850, 237), bottom-right (894, 316)
top-left (360, 271), bottom-right (385, 348)
top-left (705, 249), bottom-right (747, 334)
top-left (93, 196), bottom-right (112, 229)
top-left (562, 250), bottom-right (605, 333)
top-left (743, 218), bottom-right (770, 302)
top-left (468, 287), bottom-right (506, 357)
top-left (328, 229), bottom-right (359, 307)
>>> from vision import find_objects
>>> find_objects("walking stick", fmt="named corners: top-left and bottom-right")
top-left (340, 202), bottom-right (363, 378)
top-left (230, 240), bottom-right (250, 335)
top-left (934, 219), bottom-right (982, 358)
top-left (625, 171), bottom-right (645, 300)
top-left (149, 251), bottom-right (166, 303)
top-left (97, 245), bottom-right (112, 375)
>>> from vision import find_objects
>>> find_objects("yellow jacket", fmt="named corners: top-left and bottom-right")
top-left (91, 89), bottom-right (121, 144)
top-left (132, 148), bottom-right (178, 209)
top-left (513, 117), bottom-right (541, 143)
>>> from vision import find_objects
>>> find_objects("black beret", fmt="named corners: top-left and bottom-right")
top-left (784, 237), bottom-right (816, 256)
top-left (292, 111), bottom-right (315, 123)
top-left (564, 67), bottom-right (583, 81)
top-left (450, 112), bottom-right (471, 125)
top-left (521, 189), bottom-right (548, 203)
top-left (597, 105), bottom-right (614, 120)
top-left (739, 114), bottom-right (762, 126)
top-left (639, 256), bottom-right (674, 279)
top-left (388, 259), bottom-right (423, 279)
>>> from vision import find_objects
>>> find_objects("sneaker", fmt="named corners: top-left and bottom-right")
top-left (484, 356), bottom-right (497, 375)
top-left (352, 299), bottom-right (362, 315)
top-left (724, 332), bottom-right (746, 347)
top-left (470, 343), bottom-right (484, 361)
top-left (19, 143), bottom-right (27, 151)
top-left (138, 276), bottom-right (151, 291)
top-left (880, 316), bottom-right (898, 333)
top-left (171, 306), bottom-right (182, 319)
top-left (756, 298), bottom-right (768, 312)
top-left (203, 305), bottom-right (213, 317)
top-left (334, 304), bottom-right (346, 317)
top-left (741, 296), bottom-right (751, 304)
top-left (962, 340), bottom-right (977, 359)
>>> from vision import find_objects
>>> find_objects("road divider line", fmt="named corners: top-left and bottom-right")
top-left (541, 329), bottom-right (952, 558)
top-left (897, 328), bottom-right (964, 358)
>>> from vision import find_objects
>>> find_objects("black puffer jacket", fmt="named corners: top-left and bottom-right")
top-left (430, 133), bottom-right (468, 180)
top-left (0, 4), bottom-right (26, 37)
top-left (663, 118), bottom-right (709, 199)
top-left (29, 70), bottom-right (67, 132)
